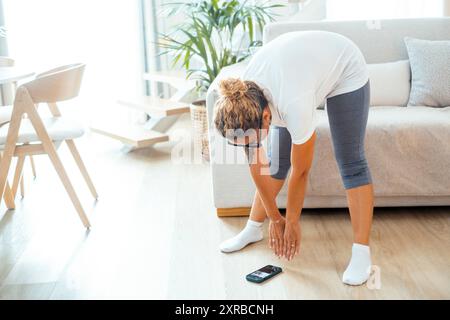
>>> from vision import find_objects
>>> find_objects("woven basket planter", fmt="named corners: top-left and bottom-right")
top-left (190, 99), bottom-right (210, 162)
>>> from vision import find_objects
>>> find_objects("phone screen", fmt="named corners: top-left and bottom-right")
top-left (251, 265), bottom-right (276, 279)
top-left (247, 265), bottom-right (282, 283)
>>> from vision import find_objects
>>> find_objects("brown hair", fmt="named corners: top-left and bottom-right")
top-left (213, 78), bottom-right (268, 139)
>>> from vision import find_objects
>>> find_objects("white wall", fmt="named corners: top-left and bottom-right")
top-left (326, 0), bottom-right (445, 20)
top-left (268, 0), bottom-right (326, 21)
top-left (269, 0), bottom-right (446, 22)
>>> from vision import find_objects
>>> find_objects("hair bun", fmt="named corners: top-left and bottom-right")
top-left (219, 78), bottom-right (247, 100)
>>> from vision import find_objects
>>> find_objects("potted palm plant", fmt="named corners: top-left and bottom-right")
top-left (158, 0), bottom-right (282, 161)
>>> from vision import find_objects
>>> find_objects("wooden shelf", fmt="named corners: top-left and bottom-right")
top-left (117, 96), bottom-right (190, 117)
top-left (91, 71), bottom-right (195, 150)
top-left (143, 71), bottom-right (196, 89)
top-left (90, 121), bottom-right (169, 148)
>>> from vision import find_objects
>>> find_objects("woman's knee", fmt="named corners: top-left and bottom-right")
top-left (338, 158), bottom-right (373, 189)
top-left (269, 159), bottom-right (291, 180)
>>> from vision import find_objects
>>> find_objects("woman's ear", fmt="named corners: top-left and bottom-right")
top-left (262, 106), bottom-right (272, 127)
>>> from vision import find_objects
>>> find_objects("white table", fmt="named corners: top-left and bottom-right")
top-left (0, 67), bottom-right (35, 105)
top-left (0, 67), bottom-right (34, 84)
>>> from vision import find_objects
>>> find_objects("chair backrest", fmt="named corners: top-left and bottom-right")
top-left (21, 63), bottom-right (85, 103)
top-left (0, 56), bottom-right (14, 67)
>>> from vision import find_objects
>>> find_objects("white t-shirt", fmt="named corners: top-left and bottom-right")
top-left (242, 30), bottom-right (369, 144)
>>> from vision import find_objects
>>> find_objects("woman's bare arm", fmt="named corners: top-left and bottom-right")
top-left (247, 147), bottom-right (283, 222)
top-left (247, 146), bottom-right (287, 256)
top-left (280, 131), bottom-right (316, 259)
top-left (286, 131), bottom-right (316, 223)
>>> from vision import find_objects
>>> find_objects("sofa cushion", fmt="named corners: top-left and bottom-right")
top-left (305, 106), bottom-right (450, 196)
top-left (0, 116), bottom-right (86, 145)
top-left (367, 60), bottom-right (411, 106)
top-left (404, 37), bottom-right (450, 107)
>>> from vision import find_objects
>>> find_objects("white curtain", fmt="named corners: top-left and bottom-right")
top-left (327, 0), bottom-right (445, 20)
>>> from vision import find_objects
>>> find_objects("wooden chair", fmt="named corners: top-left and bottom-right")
top-left (0, 63), bottom-right (97, 228)
top-left (0, 56), bottom-right (38, 196)
top-left (0, 56), bottom-right (26, 202)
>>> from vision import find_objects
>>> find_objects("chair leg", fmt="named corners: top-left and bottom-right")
top-left (12, 156), bottom-right (25, 198)
top-left (65, 139), bottom-right (98, 199)
top-left (0, 91), bottom-right (25, 210)
top-left (45, 146), bottom-right (91, 228)
top-left (3, 182), bottom-right (16, 209)
top-left (29, 156), bottom-right (37, 179)
top-left (20, 176), bottom-right (24, 198)
top-left (24, 97), bottom-right (91, 229)
top-left (0, 151), bottom-right (15, 208)
top-left (0, 154), bottom-right (15, 208)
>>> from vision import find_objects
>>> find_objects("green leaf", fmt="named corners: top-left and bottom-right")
top-left (247, 16), bottom-right (254, 42)
top-left (156, 0), bottom-right (286, 89)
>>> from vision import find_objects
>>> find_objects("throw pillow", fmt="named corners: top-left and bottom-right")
top-left (404, 37), bottom-right (450, 107)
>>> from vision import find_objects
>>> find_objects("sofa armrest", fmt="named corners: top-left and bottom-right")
top-left (206, 61), bottom-right (258, 210)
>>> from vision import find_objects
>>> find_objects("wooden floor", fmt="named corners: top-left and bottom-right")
top-left (0, 114), bottom-right (449, 299)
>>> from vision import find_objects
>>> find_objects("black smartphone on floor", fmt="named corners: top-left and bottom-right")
top-left (246, 265), bottom-right (282, 283)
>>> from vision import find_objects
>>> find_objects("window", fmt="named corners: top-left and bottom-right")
top-left (2, 0), bottom-right (145, 119)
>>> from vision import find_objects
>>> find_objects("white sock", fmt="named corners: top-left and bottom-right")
top-left (220, 219), bottom-right (264, 253)
top-left (342, 243), bottom-right (372, 286)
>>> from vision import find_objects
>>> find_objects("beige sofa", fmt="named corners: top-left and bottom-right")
top-left (206, 18), bottom-right (450, 217)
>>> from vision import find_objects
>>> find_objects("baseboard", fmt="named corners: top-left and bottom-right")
top-left (216, 207), bottom-right (251, 217)
top-left (216, 195), bottom-right (450, 217)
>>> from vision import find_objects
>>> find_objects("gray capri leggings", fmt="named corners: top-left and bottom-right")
top-left (267, 80), bottom-right (372, 190)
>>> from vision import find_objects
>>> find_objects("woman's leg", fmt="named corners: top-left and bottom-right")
top-left (220, 126), bottom-right (291, 253)
top-left (326, 81), bottom-right (374, 285)
top-left (220, 177), bottom-right (286, 253)
top-left (346, 183), bottom-right (374, 245)
top-left (249, 191), bottom-right (267, 222)
top-left (249, 180), bottom-right (286, 223)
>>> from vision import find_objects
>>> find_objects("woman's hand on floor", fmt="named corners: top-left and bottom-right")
top-left (283, 220), bottom-right (301, 261)
top-left (268, 216), bottom-right (286, 257)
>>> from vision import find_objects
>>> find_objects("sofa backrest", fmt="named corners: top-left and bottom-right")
top-left (263, 18), bottom-right (450, 63)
